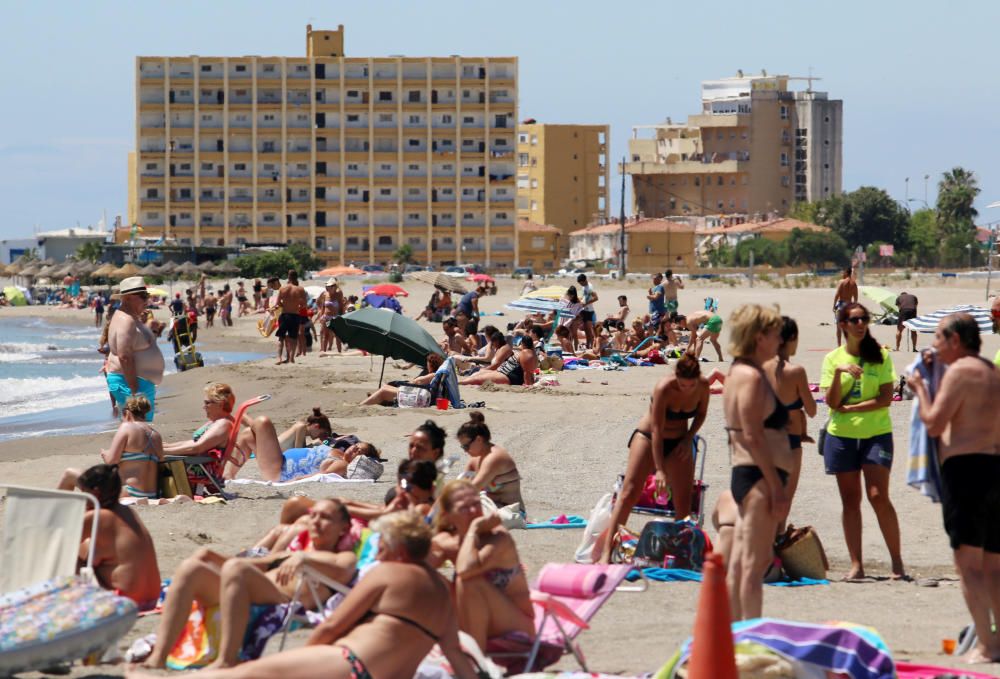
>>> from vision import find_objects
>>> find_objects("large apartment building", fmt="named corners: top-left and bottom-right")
top-left (625, 73), bottom-right (841, 219)
top-left (130, 25), bottom-right (519, 268)
top-left (515, 123), bottom-right (609, 258)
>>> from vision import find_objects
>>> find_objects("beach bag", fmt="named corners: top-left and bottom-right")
top-left (346, 455), bottom-right (384, 481)
top-left (817, 418), bottom-right (830, 456)
top-left (776, 525), bottom-right (829, 580)
top-left (633, 519), bottom-right (708, 570)
top-left (158, 460), bottom-right (193, 499)
top-left (396, 385), bottom-right (432, 408)
top-left (574, 492), bottom-right (613, 563)
top-left (647, 348), bottom-right (666, 364)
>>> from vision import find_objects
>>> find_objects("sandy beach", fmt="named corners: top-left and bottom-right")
top-left (2, 273), bottom-right (998, 677)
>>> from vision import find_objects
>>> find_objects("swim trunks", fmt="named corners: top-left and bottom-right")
top-left (703, 314), bottom-right (723, 334)
top-left (940, 454), bottom-right (1000, 553)
top-left (897, 308), bottom-right (917, 328)
top-left (106, 373), bottom-right (156, 421)
top-left (276, 312), bottom-right (300, 339)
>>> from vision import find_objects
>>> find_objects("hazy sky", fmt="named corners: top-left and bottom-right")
top-left (2, 0), bottom-right (998, 239)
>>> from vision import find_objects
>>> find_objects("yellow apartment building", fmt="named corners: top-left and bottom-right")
top-left (515, 218), bottom-right (561, 272)
top-left (131, 25), bottom-right (519, 268)
top-left (625, 72), bottom-right (842, 220)
top-left (516, 123), bottom-right (609, 258)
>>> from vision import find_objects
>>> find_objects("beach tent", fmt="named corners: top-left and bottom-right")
top-left (2, 286), bottom-right (27, 306)
top-left (407, 270), bottom-right (467, 294)
top-left (903, 304), bottom-right (993, 334)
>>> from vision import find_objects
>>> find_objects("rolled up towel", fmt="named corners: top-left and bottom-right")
top-left (535, 563), bottom-right (607, 599)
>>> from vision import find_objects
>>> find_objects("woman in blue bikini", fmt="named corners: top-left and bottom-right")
top-left (58, 393), bottom-right (164, 499)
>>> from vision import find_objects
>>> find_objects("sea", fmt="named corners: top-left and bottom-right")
top-left (0, 316), bottom-right (264, 443)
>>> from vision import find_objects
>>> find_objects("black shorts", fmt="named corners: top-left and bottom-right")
top-left (580, 310), bottom-right (597, 324)
top-left (940, 454), bottom-right (1000, 553)
top-left (731, 465), bottom-right (789, 505)
top-left (897, 308), bottom-right (917, 328)
top-left (276, 312), bottom-right (300, 339)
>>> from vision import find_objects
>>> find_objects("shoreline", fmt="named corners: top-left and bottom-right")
top-left (1, 280), bottom-right (997, 675)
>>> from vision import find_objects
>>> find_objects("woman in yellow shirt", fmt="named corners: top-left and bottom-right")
top-left (820, 303), bottom-right (905, 581)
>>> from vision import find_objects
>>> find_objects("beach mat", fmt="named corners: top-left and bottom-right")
top-left (626, 567), bottom-right (828, 587)
top-left (225, 475), bottom-right (375, 488)
top-left (526, 514), bottom-right (587, 529)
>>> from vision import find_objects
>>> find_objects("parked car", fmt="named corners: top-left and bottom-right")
top-left (443, 266), bottom-right (467, 277)
top-left (513, 267), bottom-right (534, 278)
top-left (456, 263), bottom-right (485, 274)
top-left (403, 264), bottom-right (428, 273)
top-left (362, 264), bottom-right (385, 273)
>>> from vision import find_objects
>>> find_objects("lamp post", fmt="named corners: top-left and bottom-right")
top-left (966, 243), bottom-right (973, 270)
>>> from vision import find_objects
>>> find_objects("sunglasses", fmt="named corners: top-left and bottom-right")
top-left (845, 316), bottom-right (870, 325)
top-left (459, 438), bottom-right (475, 451)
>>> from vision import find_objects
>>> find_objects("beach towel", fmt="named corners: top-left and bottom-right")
top-left (906, 353), bottom-right (944, 503)
top-left (895, 661), bottom-right (998, 679)
top-left (430, 356), bottom-right (464, 409)
top-left (625, 568), bottom-right (828, 587)
top-left (225, 475), bottom-right (375, 488)
top-left (526, 515), bottom-right (587, 529)
top-left (657, 618), bottom-right (894, 679)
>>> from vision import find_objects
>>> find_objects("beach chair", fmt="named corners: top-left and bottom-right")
top-left (277, 564), bottom-right (354, 651)
top-left (164, 393), bottom-right (271, 495)
top-left (618, 435), bottom-right (709, 527)
top-left (0, 486), bottom-right (138, 675)
top-left (487, 563), bottom-right (646, 674)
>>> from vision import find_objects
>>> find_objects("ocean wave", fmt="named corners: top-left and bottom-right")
top-left (0, 374), bottom-right (108, 418)
top-left (0, 342), bottom-right (61, 354)
top-left (0, 352), bottom-right (42, 363)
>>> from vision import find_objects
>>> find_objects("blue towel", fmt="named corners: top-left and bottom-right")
top-left (432, 357), bottom-right (465, 409)
top-left (525, 514), bottom-right (587, 529)
top-left (906, 354), bottom-right (943, 503)
top-left (625, 567), bottom-right (828, 587)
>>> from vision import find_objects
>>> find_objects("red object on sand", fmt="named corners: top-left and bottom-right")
top-left (687, 551), bottom-right (737, 679)
top-left (363, 284), bottom-right (409, 297)
top-left (468, 273), bottom-right (495, 283)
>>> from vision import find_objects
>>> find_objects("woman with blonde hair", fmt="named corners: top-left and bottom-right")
top-left (430, 480), bottom-right (533, 649)
top-left (722, 304), bottom-right (793, 620)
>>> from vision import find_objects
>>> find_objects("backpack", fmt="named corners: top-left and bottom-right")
top-left (633, 519), bottom-right (709, 570)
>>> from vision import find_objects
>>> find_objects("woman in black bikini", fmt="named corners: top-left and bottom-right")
top-left (430, 480), bottom-right (534, 650)
top-left (459, 335), bottom-right (538, 386)
top-left (599, 353), bottom-right (710, 564)
top-left (722, 304), bottom-right (793, 620)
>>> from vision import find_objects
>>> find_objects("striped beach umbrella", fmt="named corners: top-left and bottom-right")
top-left (505, 296), bottom-right (568, 315)
top-left (903, 304), bottom-right (993, 334)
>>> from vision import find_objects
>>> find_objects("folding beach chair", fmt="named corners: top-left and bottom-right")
top-left (164, 393), bottom-right (271, 495)
top-left (277, 564), bottom-right (354, 650)
top-left (618, 434), bottom-right (709, 527)
top-left (487, 563), bottom-right (646, 674)
top-left (0, 486), bottom-right (137, 675)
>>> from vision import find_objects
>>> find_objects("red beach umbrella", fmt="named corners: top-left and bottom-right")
top-left (363, 284), bottom-right (409, 298)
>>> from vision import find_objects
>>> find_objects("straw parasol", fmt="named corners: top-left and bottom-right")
top-left (198, 261), bottom-right (219, 274)
top-left (317, 265), bottom-right (366, 277)
top-left (36, 263), bottom-right (60, 278)
top-left (111, 262), bottom-right (142, 279)
top-left (139, 262), bottom-right (161, 276)
top-left (52, 262), bottom-right (76, 279)
top-left (158, 261), bottom-right (178, 276)
top-left (407, 270), bottom-right (467, 294)
top-left (91, 262), bottom-right (117, 278)
top-left (174, 261), bottom-right (202, 278)
top-left (215, 260), bottom-right (240, 275)
top-left (0, 263), bottom-right (9, 276)
top-left (18, 262), bottom-right (42, 278)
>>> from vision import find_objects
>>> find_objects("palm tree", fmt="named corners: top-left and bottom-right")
top-left (76, 241), bottom-right (104, 263)
top-left (936, 167), bottom-right (980, 230)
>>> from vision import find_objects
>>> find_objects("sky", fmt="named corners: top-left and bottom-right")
top-left (2, 0), bottom-right (999, 240)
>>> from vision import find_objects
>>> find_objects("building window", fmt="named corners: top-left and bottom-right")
top-left (380, 164), bottom-right (392, 171)
top-left (263, 64), bottom-right (275, 73)
top-left (380, 189), bottom-right (392, 196)
top-left (378, 91), bottom-right (393, 101)
top-left (347, 163), bottom-right (359, 171)
top-left (496, 212), bottom-right (508, 219)
top-left (518, 133), bottom-right (528, 143)
top-left (201, 162), bottom-right (213, 170)
top-left (408, 213), bottom-right (420, 220)
top-left (780, 152), bottom-right (789, 167)
top-left (408, 139), bottom-right (420, 147)
top-left (530, 200), bottom-right (537, 211)
top-left (780, 105), bottom-right (788, 120)
top-left (235, 64), bottom-right (246, 72)
top-left (347, 213), bottom-right (359, 222)
top-left (201, 114), bottom-right (213, 122)
top-left (408, 115), bottom-right (421, 124)
top-left (442, 114), bottom-right (452, 124)
top-left (408, 164), bottom-right (420, 171)
top-left (200, 65), bottom-right (211, 72)
top-left (781, 176), bottom-right (790, 186)
top-left (347, 114), bottom-right (359, 122)
top-left (295, 64), bottom-right (308, 73)
top-left (442, 164), bottom-right (453, 171)
top-left (145, 163), bottom-right (157, 170)
top-left (463, 116), bottom-right (474, 124)
top-left (378, 113), bottom-right (393, 122)
top-left (408, 188), bottom-right (420, 195)
top-left (518, 153), bottom-right (529, 167)
top-left (378, 236), bottom-right (393, 245)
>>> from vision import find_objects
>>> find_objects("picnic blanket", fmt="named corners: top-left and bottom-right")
top-left (525, 514), bottom-right (587, 529)
top-left (626, 567), bottom-right (828, 587)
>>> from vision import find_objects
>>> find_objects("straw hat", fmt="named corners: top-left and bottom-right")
top-left (326, 277), bottom-right (339, 287)
top-left (112, 276), bottom-right (148, 300)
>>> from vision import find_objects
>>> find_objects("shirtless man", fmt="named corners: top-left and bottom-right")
top-left (218, 284), bottom-right (234, 328)
top-left (647, 272), bottom-right (667, 328)
top-left (909, 314), bottom-right (1000, 664)
top-left (440, 317), bottom-right (467, 355)
top-left (203, 290), bottom-right (218, 327)
top-left (676, 309), bottom-right (724, 361)
top-left (275, 269), bottom-right (308, 364)
top-left (236, 281), bottom-right (250, 317)
top-left (663, 269), bottom-right (684, 315)
top-left (76, 464), bottom-right (161, 609)
top-left (833, 267), bottom-right (858, 346)
top-left (106, 277), bottom-right (164, 421)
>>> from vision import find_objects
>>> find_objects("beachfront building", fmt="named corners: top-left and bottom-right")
top-left (131, 25), bottom-right (519, 269)
top-left (695, 216), bottom-right (829, 257)
top-left (516, 219), bottom-right (562, 272)
top-left (625, 72), bottom-right (842, 219)
top-left (0, 228), bottom-right (110, 264)
top-left (568, 217), bottom-right (696, 272)
top-left (516, 123), bottom-right (609, 258)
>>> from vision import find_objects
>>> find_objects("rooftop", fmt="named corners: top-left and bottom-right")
top-left (517, 219), bottom-right (561, 234)
top-left (695, 217), bottom-right (828, 236)
top-left (570, 218), bottom-right (695, 237)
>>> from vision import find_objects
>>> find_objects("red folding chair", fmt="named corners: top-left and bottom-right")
top-left (165, 394), bottom-right (271, 496)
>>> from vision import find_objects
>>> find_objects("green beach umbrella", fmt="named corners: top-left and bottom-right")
top-left (859, 286), bottom-right (899, 314)
top-left (3, 286), bottom-right (27, 306)
top-left (331, 307), bottom-right (444, 386)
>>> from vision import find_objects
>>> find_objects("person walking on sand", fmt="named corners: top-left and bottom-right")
top-left (106, 277), bottom-right (164, 421)
top-left (647, 272), bottom-right (667, 328)
top-left (909, 314), bottom-right (1000, 664)
top-left (94, 295), bottom-right (105, 328)
top-left (833, 266), bottom-right (858, 346)
top-left (821, 302), bottom-right (906, 581)
top-left (664, 269), bottom-right (684, 315)
top-left (218, 284), bottom-right (234, 328)
top-left (275, 270), bottom-right (307, 364)
top-left (895, 291), bottom-right (919, 352)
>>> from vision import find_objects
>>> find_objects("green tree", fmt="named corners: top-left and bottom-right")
top-left (784, 229), bottom-right (851, 268)
top-left (904, 208), bottom-right (939, 267)
top-left (236, 250), bottom-right (300, 280)
top-left (732, 237), bottom-right (786, 267)
top-left (788, 201), bottom-right (820, 224)
top-left (815, 187), bottom-right (909, 249)
top-left (75, 241), bottom-right (104, 263)
top-left (285, 242), bottom-right (322, 272)
top-left (935, 167), bottom-right (980, 267)
top-left (393, 243), bottom-right (414, 265)
top-left (703, 241), bottom-right (733, 267)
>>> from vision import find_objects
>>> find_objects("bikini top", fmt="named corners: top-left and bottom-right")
top-left (666, 407), bottom-right (698, 421)
top-left (365, 610), bottom-right (440, 642)
top-left (763, 394), bottom-right (790, 430)
top-left (485, 564), bottom-right (524, 591)
top-left (785, 397), bottom-right (804, 411)
top-left (121, 428), bottom-right (158, 463)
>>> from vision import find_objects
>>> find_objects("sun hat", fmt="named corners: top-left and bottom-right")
top-left (326, 277), bottom-right (339, 287)
top-left (112, 276), bottom-right (148, 299)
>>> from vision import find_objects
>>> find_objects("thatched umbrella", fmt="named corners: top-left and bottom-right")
top-left (197, 261), bottom-right (219, 275)
top-left (36, 263), bottom-right (60, 278)
top-left (139, 262), bottom-right (161, 277)
top-left (111, 262), bottom-right (142, 279)
top-left (92, 262), bottom-right (117, 278)
top-left (52, 262), bottom-right (76, 279)
top-left (174, 261), bottom-right (202, 278)
top-left (0, 263), bottom-right (9, 276)
top-left (75, 260), bottom-right (97, 276)
top-left (6, 259), bottom-right (24, 275)
top-left (215, 260), bottom-right (240, 275)
top-left (18, 262), bottom-right (42, 278)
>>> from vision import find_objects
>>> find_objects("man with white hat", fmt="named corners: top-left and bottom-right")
top-left (106, 276), bottom-right (164, 420)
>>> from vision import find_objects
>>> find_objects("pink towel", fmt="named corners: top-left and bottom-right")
top-left (896, 661), bottom-right (998, 679)
top-left (535, 564), bottom-right (607, 599)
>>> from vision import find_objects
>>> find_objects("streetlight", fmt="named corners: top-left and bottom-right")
top-left (966, 243), bottom-right (973, 270)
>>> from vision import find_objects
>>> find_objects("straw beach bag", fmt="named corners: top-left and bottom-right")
top-left (776, 525), bottom-right (829, 580)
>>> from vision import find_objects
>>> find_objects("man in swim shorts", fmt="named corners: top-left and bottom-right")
top-left (895, 291), bottom-right (918, 352)
top-left (106, 277), bottom-right (164, 421)
top-left (275, 269), bottom-right (307, 365)
top-left (678, 309), bottom-right (724, 361)
top-left (909, 313), bottom-right (1000, 664)
top-left (663, 269), bottom-right (684, 315)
